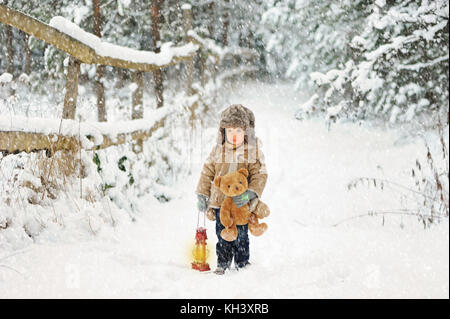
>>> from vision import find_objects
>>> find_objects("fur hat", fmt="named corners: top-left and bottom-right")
top-left (216, 104), bottom-right (256, 145)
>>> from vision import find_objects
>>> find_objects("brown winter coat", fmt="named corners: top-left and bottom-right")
top-left (195, 139), bottom-right (268, 209)
top-left (195, 104), bottom-right (268, 211)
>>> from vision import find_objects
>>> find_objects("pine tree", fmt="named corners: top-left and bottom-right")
top-left (299, 0), bottom-right (449, 124)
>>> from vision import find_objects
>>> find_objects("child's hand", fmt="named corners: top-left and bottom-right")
top-left (197, 194), bottom-right (208, 212)
top-left (232, 190), bottom-right (257, 208)
top-left (206, 208), bottom-right (216, 221)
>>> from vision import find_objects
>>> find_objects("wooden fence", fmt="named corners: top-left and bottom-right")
top-left (0, 4), bottom-right (259, 155)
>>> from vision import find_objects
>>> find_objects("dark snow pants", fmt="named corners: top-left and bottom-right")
top-left (214, 208), bottom-right (250, 269)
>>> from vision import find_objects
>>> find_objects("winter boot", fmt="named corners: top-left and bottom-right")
top-left (236, 261), bottom-right (251, 271)
top-left (214, 266), bottom-right (227, 275)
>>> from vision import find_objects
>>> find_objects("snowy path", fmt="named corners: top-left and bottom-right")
top-left (1, 83), bottom-right (448, 298)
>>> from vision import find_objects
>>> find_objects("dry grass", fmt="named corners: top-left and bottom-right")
top-left (1, 146), bottom-right (98, 235)
top-left (345, 113), bottom-right (449, 228)
top-left (20, 149), bottom-right (86, 205)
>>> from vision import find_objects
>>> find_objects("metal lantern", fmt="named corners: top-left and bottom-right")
top-left (191, 227), bottom-right (210, 272)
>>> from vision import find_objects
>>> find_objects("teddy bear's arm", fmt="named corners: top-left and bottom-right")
top-left (220, 198), bottom-right (234, 228)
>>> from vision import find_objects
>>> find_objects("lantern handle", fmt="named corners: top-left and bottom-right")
top-left (196, 209), bottom-right (207, 228)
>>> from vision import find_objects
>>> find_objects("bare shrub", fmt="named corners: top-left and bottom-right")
top-left (343, 114), bottom-right (449, 228)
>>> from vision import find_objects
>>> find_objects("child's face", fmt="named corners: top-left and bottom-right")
top-left (225, 127), bottom-right (245, 145)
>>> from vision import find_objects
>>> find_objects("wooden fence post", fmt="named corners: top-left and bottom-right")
top-left (131, 70), bottom-right (144, 153)
top-left (62, 56), bottom-right (80, 120)
top-left (95, 65), bottom-right (106, 121)
top-left (132, 70), bottom-right (144, 120)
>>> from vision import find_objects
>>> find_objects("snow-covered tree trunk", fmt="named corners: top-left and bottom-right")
top-left (183, 4), bottom-right (194, 96)
top-left (208, 2), bottom-right (215, 39)
top-left (151, 0), bottom-right (164, 108)
top-left (93, 0), bottom-right (106, 122)
top-left (23, 32), bottom-right (31, 75)
top-left (221, 0), bottom-right (230, 46)
top-left (4, 0), bottom-right (14, 74)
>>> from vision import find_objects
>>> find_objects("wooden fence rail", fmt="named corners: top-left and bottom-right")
top-left (0, 112), bottom-right (170, 154)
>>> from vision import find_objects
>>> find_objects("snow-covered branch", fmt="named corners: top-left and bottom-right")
top-left (396, 54), bottom-right (449, 71)
top-left (187, 30), bottom-right (258, 61)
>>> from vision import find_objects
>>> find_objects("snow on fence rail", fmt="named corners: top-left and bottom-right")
top-left (0, 106), bottom-right (172, 154)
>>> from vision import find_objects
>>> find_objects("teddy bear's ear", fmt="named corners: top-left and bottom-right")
top-left (238, 168), bottom-right (249, 178)
top-left (214, 176), bottom-right (222, 188)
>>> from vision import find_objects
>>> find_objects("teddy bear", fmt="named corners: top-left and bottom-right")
top-left (213, 168), bottom-right (270, 242)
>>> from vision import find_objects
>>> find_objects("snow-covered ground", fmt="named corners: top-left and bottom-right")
top-left (1, 82), bottom-right (448, 298)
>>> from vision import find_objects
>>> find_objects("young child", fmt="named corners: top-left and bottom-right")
top-left (195, 104), bottom-right (268, 275)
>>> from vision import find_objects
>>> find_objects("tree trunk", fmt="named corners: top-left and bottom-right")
top-left (247, 30), bottom-right (256, 80)
top-left (208, 2), bottom-right (215, 39)
top-left (114, 67), bottom-right (128, 89)
top-left (222, 0), bottom-right (230, 47)
top-left (151, 0), bottom-right (164, 108)
top-left (4, 0), bottom-right (14, 74)
top-left (23, 32), bottom-right (31, 75)
top-left (93, 0), bottom-right (106, 122)
top-left (167, 0), bottom-right (179, 26)
top-left (183, 5), bottom-right (194, 96)
top-left (63, 56), bottom-right (80, 120)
